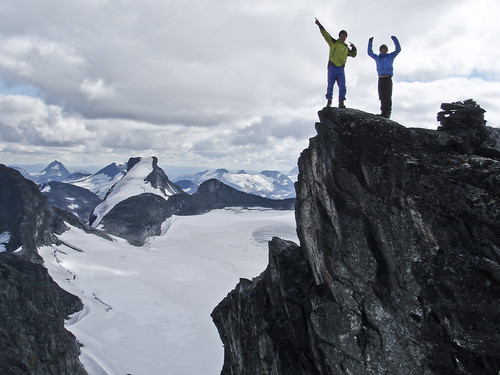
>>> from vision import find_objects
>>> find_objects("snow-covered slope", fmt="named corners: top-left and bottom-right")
top-left (70, 163), bottom-right (126, 198)
top-left (40, 208), bottom-right (298, 375)
top-left (90, 157), bottom-right (180, 228)
top-left (176, 169), bottom-right (295, 199)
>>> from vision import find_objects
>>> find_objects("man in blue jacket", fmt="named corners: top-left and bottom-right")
top-left (368, 36), bottom-right (401, 118)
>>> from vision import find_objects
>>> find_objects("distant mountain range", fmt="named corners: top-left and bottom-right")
top-left (7, 158), bottom-right (296, 245)
top-left (89, 157), bottom-right (294, 245)
top-left (174, 168), bottom-right (296, 199)
top-left (11, 160), bottom-right (297, 201)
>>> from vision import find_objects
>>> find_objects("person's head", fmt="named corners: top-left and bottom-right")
top-left (379, 44), bottom-right (388, 54)
top-left (338, 30), bottom-right (347, 42)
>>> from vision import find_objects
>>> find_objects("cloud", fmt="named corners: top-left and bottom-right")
top-left (0, 95), bottom-right (92, 145)
top-left (0, 0), bottom-right (498, 171)
top-left (80, 78), bottom-right (116, 101)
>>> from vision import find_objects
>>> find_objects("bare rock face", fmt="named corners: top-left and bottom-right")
top-left (100, 193), bottom-right (171, 246)
top-left (0, 253), bottom-right (86, 375)
top-left (0, 165), bottom-right (68, 261)
top-left (212, 102), bottom-right (500, 375)
top-left (0, 165), bottom-right (87, 374)
top-left (126, 156), bottom-right (185, 197)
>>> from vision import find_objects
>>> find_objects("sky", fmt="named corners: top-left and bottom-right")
top-left (0, 0), bottom-right (499, 173)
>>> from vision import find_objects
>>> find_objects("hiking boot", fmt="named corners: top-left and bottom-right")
top-left (339, 101), bottom-right (346, 108)
top-left (326, 99), bottom-right (332, 107)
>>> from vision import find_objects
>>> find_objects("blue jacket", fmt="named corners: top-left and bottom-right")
top-left (367, 36), bottom-right (401, 77)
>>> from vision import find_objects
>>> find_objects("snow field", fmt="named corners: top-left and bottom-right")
top-left (40, 208), bottom-right (298, 375)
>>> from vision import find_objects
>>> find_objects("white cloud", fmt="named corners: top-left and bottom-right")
top-left (0, 95), bottom-right (92, 144)
top-left (0, 0), bottom-right (498, 171)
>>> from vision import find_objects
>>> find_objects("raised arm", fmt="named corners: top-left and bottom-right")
top-left (367, 37), bottom-right (376, 59)
top-left (315, 18), bottom-right (325, 31)
top-left (315, 18), bottom-right (334, 45)
top-left (392, 35), bottom-right (401, 56)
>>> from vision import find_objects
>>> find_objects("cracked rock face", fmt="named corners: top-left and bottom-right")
top-left (0, 253), bottom-right (87, 375)
top-left (0, 165), bottom-right (87, 374)
top-left (212, 105), bottom-right (500, 375)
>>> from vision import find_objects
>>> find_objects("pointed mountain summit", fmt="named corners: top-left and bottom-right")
top-left (34, 160), bottom-right (71, 184)
top-left (89, 156), bottom-right (183, 227)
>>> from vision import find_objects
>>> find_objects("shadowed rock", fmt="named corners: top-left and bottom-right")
top-left (0, 165), bottom-right (89, 374)
top-left (212, 103), bottom-right (500, 375)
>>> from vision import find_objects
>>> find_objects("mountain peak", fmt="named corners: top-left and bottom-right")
top-left (90, 156), bottom-right (182, 227)
top-left (212, 101), bottom-right (500, 375)
top-left (35, 160), bottom-right (71, 183)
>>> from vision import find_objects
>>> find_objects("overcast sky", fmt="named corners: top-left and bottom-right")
top-left (1, 0), bottom-right (499, 173)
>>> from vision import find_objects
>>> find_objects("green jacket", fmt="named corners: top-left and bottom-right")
top-left (320, 28), bottom-right (357, 67)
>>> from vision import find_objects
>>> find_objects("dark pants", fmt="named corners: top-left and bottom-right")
top-left (378, 76), bottom-right (393, 118)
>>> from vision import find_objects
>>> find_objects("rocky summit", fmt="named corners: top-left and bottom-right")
top-left (212, 101), bottom-right (500, 375)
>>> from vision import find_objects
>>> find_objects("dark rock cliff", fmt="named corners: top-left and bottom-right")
top-left (0, 165), bottom-right (69, 261)
top-left (0, 165), bottom-right (88, 374)
top-left (0, 253), bottom-right (86, 375)
top-left (100, 193), bottom-right (171, 246)
top-left (212, 101), bottom-right (500, 375)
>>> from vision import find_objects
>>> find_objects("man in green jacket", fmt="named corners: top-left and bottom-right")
top-left (315, 18), bottom-right (357, 108)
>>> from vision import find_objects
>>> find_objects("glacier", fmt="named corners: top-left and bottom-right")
top-left (40, 208), bottom-right (297, 375)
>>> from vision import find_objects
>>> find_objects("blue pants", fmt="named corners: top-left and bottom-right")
top-left (326, 65), bottom-right (346, 101)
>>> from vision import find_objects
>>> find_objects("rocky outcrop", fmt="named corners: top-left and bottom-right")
top-left (0, 165), bottom-right (71, 261)
top-left (0, 253), bottom-right (87, 375)
top-left (0, 165), bottom-right (109, 260)
top-left (211, 237), bottom-right (317, 375)
top-left (100, 193), bottom-right (171, 246)
top-left (212, 101), bottom-right (500, 375)
top-left (0, 165), bottom-right (93, 374)
top-left (100, 178), bottom-right (295, 246)
top-left (126, 156), bottom-right (184, 197)
top-left (89, 156), bottom-right (184, 227)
